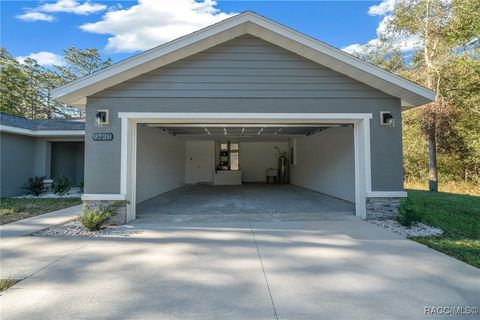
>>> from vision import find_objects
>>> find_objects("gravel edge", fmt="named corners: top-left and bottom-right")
top-left (370, 219), bottom-right (443, 238)
top-left (33, 220), bottom-right (141, 238)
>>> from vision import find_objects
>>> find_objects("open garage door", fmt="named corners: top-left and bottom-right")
top-left (135, 124), bottom-right (356, 222)
top-left (119, 113), bottom-right (372, 221)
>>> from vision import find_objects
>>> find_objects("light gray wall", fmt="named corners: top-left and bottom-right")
top-left (50, 142), bottom-right (85, 184)
top-left (136, 126), bottom-right (185, 203)
top-left (85, 98), bottom-right (403, 194)
top-left (75, 142), bottom-right (84, 184)
top-left (290, 127), bottom-right (355, 202)
top-left (94, 36), bottom-right (392, 100)
top-left (34, 140), bottom-right (51, 178)
top-left (0, 132), bottom-right (36, 197)
top-left (84, 36), bottom-right (404, 194)
top-left (239, 141), bottom-right (288, 182)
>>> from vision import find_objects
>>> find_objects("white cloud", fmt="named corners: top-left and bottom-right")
top-left (80, 0), bottom-right (237, 53)
top-left (40, 0), bottom-right (107, 15)
top-left (342, 39), bottom-right (380, 55)
top-left (17, 52), bottom-right (64, 66)
top-left (16, 0), bottom-right (107, 23)
top-left (368, 0), bottom-right (396, 16)
top-left (342, 0), bottom-right (421, 55)
top-left (16, 12), bottom-right (55, 22)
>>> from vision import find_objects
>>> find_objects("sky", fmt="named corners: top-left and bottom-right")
top-left (1, 0), bottom-right (397, 66)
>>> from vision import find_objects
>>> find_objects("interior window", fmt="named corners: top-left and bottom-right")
top-left (230, 143), bottom-right (239, 170)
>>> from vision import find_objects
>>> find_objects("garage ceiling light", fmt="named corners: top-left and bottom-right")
top-left (141, 124), bottom-right (353, 138)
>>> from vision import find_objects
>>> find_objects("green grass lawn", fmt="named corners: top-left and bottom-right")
top-left (0, 198), bottom-right (82, 225)
top-left (406, 189), bottom-right (480, 268)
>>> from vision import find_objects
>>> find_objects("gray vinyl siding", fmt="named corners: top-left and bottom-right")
top-left (0, 132), bottom-right (35, 197)
top-left (85, 97), bottom-right (403, 194)
top-left (85, 35), bottom-right (404, 195)
top-left (93, 36), bottom-right (393, 100)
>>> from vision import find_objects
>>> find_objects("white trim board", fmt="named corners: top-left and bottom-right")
top-left (0, 125), bottom-right (85, 137)
top-left (118, 112), bottom-right (373, 122)
top-left (117, 112), bottom-right (372, 221)
top-left (52, 11), bottom-right (435, 108)
top-left (366, 191), bottom-right (408, 198)
top-left (82, 194), bottom-right (127, 201)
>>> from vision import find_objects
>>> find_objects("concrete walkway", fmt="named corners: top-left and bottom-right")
top-left (1, 219), bottom-right (479, 320)
top-left (0, 205), bottom-right (82, 242)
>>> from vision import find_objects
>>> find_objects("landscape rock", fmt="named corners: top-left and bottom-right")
top-left (370, 219), bottom-right (444, 238)
top-left (33, 220), bottom-right (140, 238)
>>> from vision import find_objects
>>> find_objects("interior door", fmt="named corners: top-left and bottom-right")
top-left (185, 141), bottom-right (215, 183)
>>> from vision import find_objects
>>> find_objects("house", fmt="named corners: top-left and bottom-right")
top-left (0, 112), bottom-right (85, 197)
top-left (50, 12), bottom-right (434, 222)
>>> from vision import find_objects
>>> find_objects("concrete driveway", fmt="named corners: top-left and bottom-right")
top-left (1, 219), bottom-right (479, 320)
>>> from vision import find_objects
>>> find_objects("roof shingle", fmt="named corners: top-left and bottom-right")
top-left (0, 112), bottom-right (85, 131)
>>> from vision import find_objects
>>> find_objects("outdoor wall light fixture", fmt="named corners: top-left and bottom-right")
top-left (380, 111), bottom-right (395, 127)
top-left (95, 109), bottom-right (109, 126)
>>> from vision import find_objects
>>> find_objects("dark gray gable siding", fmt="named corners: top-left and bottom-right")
top-left (93, 36), bottom-right (394, 100)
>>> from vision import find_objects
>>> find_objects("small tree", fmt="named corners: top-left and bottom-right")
top-left (382, 0), bottom-right (480, 191)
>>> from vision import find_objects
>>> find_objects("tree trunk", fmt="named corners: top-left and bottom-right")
top-left (428, 125), bottom-right (438, 192)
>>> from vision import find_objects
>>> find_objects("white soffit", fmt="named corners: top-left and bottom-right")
top-left (52, 11), bottom-right (435, 108)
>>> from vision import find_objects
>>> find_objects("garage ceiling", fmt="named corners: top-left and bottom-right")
top-left (143, 124), bottom-right (351, 139)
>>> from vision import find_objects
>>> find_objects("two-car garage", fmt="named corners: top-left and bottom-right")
top-left (119, 113), bottom-right (372, 222)
top-left (134, 121), bottom-right (356, 221)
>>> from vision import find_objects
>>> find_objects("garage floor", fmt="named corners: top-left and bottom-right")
top-left (136, 184), bottom-right (355, 223)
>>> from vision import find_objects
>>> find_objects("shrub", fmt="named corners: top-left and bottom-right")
top-left (79, 207), bottom-right (113, 231)
top-left (79, 181), bottom-right (84, 192)
top-left (397, 198), bottom-right (421, 227)
top-left (52, 176), bottom-right (71, 195)
top-left (79, 201), bottom-right (126, 231)
top-left (22, 176), bottom-right (45, 196)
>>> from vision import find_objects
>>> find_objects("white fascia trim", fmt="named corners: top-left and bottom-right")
top-left (81, 194), bottom-right (127, 201)
top-left (34, 130), bottom-right (85, 137)
top-left (0, 125), bottom-right (85, 137)
top-left (53, 12), bottom-right (434, 107)
top-left (366, 191), bottom-right (408, 198)
top-left (118, 112), bottom-right (373, 123)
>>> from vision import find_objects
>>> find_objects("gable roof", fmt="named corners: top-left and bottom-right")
top-left (0, 112), bottom-right (85, 136)
top-left (52, 11), bottom-right (435, 109)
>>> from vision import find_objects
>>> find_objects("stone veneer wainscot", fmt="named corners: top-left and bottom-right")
top-left (366, 197), bottom-right (402, 220)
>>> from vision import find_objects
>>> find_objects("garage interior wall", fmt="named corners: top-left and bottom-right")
top-left (136, 126), bottom-right (186, 203)
top-left (239, 141), bottom-right (288, 182)
top-left (290, 127), bottom-right (355, 202)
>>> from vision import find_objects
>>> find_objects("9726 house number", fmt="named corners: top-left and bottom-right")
top-left (92, 132), bottom-right (114, 141)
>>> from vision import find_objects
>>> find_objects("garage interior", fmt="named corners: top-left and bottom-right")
top-left (135, 123), bottom-right (356, 221)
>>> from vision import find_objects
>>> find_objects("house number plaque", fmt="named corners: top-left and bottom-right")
top-left (92, 132), bottom-right (114, 141)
